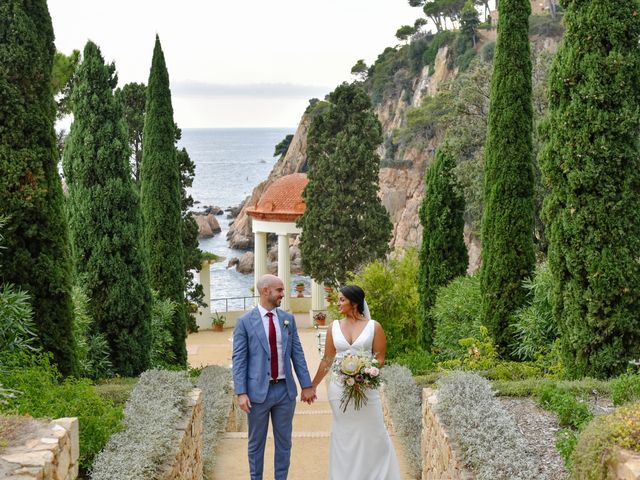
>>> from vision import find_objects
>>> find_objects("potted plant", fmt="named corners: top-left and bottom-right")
top-left (212, 311), bottom-right (226, 332)
top-left (295, 281), bottom-right (305, 298)
top-left (313, 311), bottom-right (327, 327)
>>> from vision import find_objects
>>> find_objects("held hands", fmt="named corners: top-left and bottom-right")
top-left (300, 386), bottom-right (317, 405)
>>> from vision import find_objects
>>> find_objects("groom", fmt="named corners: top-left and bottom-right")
top-left (232, 274), bottom-right (316, 480)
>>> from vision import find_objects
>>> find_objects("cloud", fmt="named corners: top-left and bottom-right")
top-left (171, 81), bottom-right (330, 99)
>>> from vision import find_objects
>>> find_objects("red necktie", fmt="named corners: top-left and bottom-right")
top-left (267, 312), bottom-right (278, 380)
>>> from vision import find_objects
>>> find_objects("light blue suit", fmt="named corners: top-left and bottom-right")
top-left (232, 307), bottom-right (312, 480)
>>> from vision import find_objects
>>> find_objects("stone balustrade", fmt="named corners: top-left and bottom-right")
top-left (421, 388), bottom-right (474, 480)
top-left (157, 388), bottom-right (204, 480)
top-left (0, 417), bottom-right (79, 480)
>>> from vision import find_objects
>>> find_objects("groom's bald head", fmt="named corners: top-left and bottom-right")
top-left (257, 274), bottom-right (285, 310)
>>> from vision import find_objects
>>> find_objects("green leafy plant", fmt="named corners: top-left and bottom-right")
top-left (211, 311), bottom-right (226, 327)
top-left (610, 371), bottom-right (640, 406)
top-left (430, 275), bottom-right (483, 361)
top-left (0, 284), bottom-right (38, 355)
top-left (150, 291), bottom-right (177, 369)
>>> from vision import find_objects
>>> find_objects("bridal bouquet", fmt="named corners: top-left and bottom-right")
top-left (332, 352), bottom-right (382, 412)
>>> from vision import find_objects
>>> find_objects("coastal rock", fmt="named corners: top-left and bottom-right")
top-left (227, 115), bottom-right (310, 249)
top-left (192, 212), bottom-right (221, 239)
top-left (227, 257), bottom-right (239, 269)
top-left (236, 252), bottom-right (254, 274)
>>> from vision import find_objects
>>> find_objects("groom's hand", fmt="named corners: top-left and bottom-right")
top-left (237, 394), bottom-right (251, 413)
top-left (300, 387), bottom-right (316, 404)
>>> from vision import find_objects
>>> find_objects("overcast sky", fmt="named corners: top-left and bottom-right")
top-left (48, 0), bottom-right (421, 128)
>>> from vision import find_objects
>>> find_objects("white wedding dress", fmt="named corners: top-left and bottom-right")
top-left (327, 320), bottom-right (401, 480)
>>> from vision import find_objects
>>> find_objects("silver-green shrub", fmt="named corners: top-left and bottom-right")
top-left (194, 365), bottom-right (232, 476)
top-left (436, 372), bottom-right (543, 479)
top-left (90, 370), bottom-right (192, 479)
top-left (381, 364), bottom-right (422, 478)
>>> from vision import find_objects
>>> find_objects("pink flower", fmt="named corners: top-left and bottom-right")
top-left (369, 367), bottom-right (380, 377)
top-left (355, 374), bottom-right (364, 383)
top-left (346, 377), bottom-right (355, 386)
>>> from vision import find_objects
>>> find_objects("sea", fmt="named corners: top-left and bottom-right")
top-left (178, 128), bottom-right (308, 311)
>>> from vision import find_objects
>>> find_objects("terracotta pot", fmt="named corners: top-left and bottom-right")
top-left (213, 324), bottom-right (224, 332)
top-left (295, 285), bottom-right (305, 298)
top-left (315, 317), bottom-right (326, 326)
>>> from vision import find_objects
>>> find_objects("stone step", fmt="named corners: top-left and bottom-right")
top-left (211, 436), bottom-right (330, 480)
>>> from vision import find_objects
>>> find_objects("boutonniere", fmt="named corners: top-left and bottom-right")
top-left (283, 320), bottom-right (290, 330)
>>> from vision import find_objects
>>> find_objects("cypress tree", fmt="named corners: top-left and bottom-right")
top-left (63, 41), bottom-right (152, 376)
top-left (540, 0), bottom-right (640, 378)
top-left (418, 147), bottom-right (468, 349)
top-left (480, 0), bottom-right (535, 355)
top-left (0, 0), bottom-right (77, 374)
top-left (298, 83), bottom-right (392, 286)
top-left (140, 36), bottom-right (186, 365)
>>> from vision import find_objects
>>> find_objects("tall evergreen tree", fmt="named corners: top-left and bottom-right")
top-left (63, 41), bottom-right (152, 376)
top-left (540, 0), bottom-right (640, 378)
top-left (418, 147), bottom-right (468, 349)
top-left (140, 35), bottom-right (187, 365)
top-left (0, 0), bottom-right (77, 375)
top-left (115, 82), bottom-right (146, 183)
top-left (480, 0), bottom-right (535, 355)
top-left (298, 82), bottom-right (392, 286)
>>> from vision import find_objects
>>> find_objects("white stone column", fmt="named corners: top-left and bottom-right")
top-left (311, 279), bottom-right (325, 311)
top-left (254, 231), bottom-right (268, 298)
top-left (277, 233), bottom-right (291, 312)
top-left (197, 260), bottom-right (212, 330)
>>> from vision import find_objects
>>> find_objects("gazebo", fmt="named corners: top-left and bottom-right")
top-left (246, 173), bottom-right (325, 316)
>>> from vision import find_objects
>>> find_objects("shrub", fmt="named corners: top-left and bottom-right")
top-left (71, 286), bottom-right (113, 380)
top-left (194, 365), bottom-right (233, 475)
top-left (510, 263), bottom-right (557, 361)
top-left (430, 275), bottom-right (483, 361)
top-left (535, 384), bottom-right (592, 430)
top-left (480, 41), bottom-right (495, 63)
top-left (422, 30), bottom-right (456, 73)
top-left (0, 284), bottom-right (38, 355)
top-left (437, 325), bottom-right (498, 372)
top-left (611, 372), bottom-right (640, 406)
top-left (571, 401), bottom-right (640, 480)
top-left (390, 348), bottom-right (435, 375)
top-left (351, 248), bottom-right (420, 358)
top-left (436, 372), bottom-right (540, 479)
top-left (94, 377), bottom-right (139, 407)
top-left (487, 361), bottom-right (542, 381)
top-left (91, 370), bottom-right (193, 480)
top-left (381, 364), bottom-right (422, 478)
top-left (0, 352), bottom-right (123, 470)
top-left (150, 291), bottom-right (177, 369)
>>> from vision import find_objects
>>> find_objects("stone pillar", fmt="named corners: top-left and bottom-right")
top-left (197, 260), bottom-right (212, 330)
top-left (254, 231), bottom-right (268, 298)
top-left (311, 279), bottom-right (326, 317)
top-left (277, 233), bottom-right (291, 312)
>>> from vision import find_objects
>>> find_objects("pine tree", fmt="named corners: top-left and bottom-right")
top-left (480, 0), bottom-right (535, 356)
top-left (63, 41), bottom-right (152, 376)
top-left (0, 0), bottom-right (77, 375)
top-left (140, 36), bottom-right (187, 365)
top-left (460, 0), bottom-right (480, 47)
top-left (540, 0), bottom-right (640, 378)
top-left (418, 147), bottom-right (468, 349)
top-left (298, 83), bottom-right (392, 286)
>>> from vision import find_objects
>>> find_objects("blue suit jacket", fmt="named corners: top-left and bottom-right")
top-left (232, 307), bottom-right (312, 403)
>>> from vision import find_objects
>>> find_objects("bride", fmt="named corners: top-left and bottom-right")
top-left (311, 285), bottom-right (401, 480)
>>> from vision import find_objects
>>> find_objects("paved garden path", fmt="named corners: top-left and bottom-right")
top-left (186, 315), bottom-right (413, 479)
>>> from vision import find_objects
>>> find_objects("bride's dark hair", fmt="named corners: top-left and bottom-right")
top-left (340, 285), bottom-right (365, 315)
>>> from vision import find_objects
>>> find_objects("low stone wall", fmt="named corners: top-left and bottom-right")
top-left (158, 388), bottom-right (204, 480)
top-left (611, 448), bottom-right (640, 479)
top-left (421, 388), bottom-right (474, 480)
top-left (0, 417), bottom-right (79, 480)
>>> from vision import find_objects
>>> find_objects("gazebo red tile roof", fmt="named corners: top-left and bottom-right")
top-left (246, 173), bottom-right (308, 222)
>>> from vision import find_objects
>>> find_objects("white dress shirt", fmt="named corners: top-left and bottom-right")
top-left (257, 304), bottom-right (285, 379)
